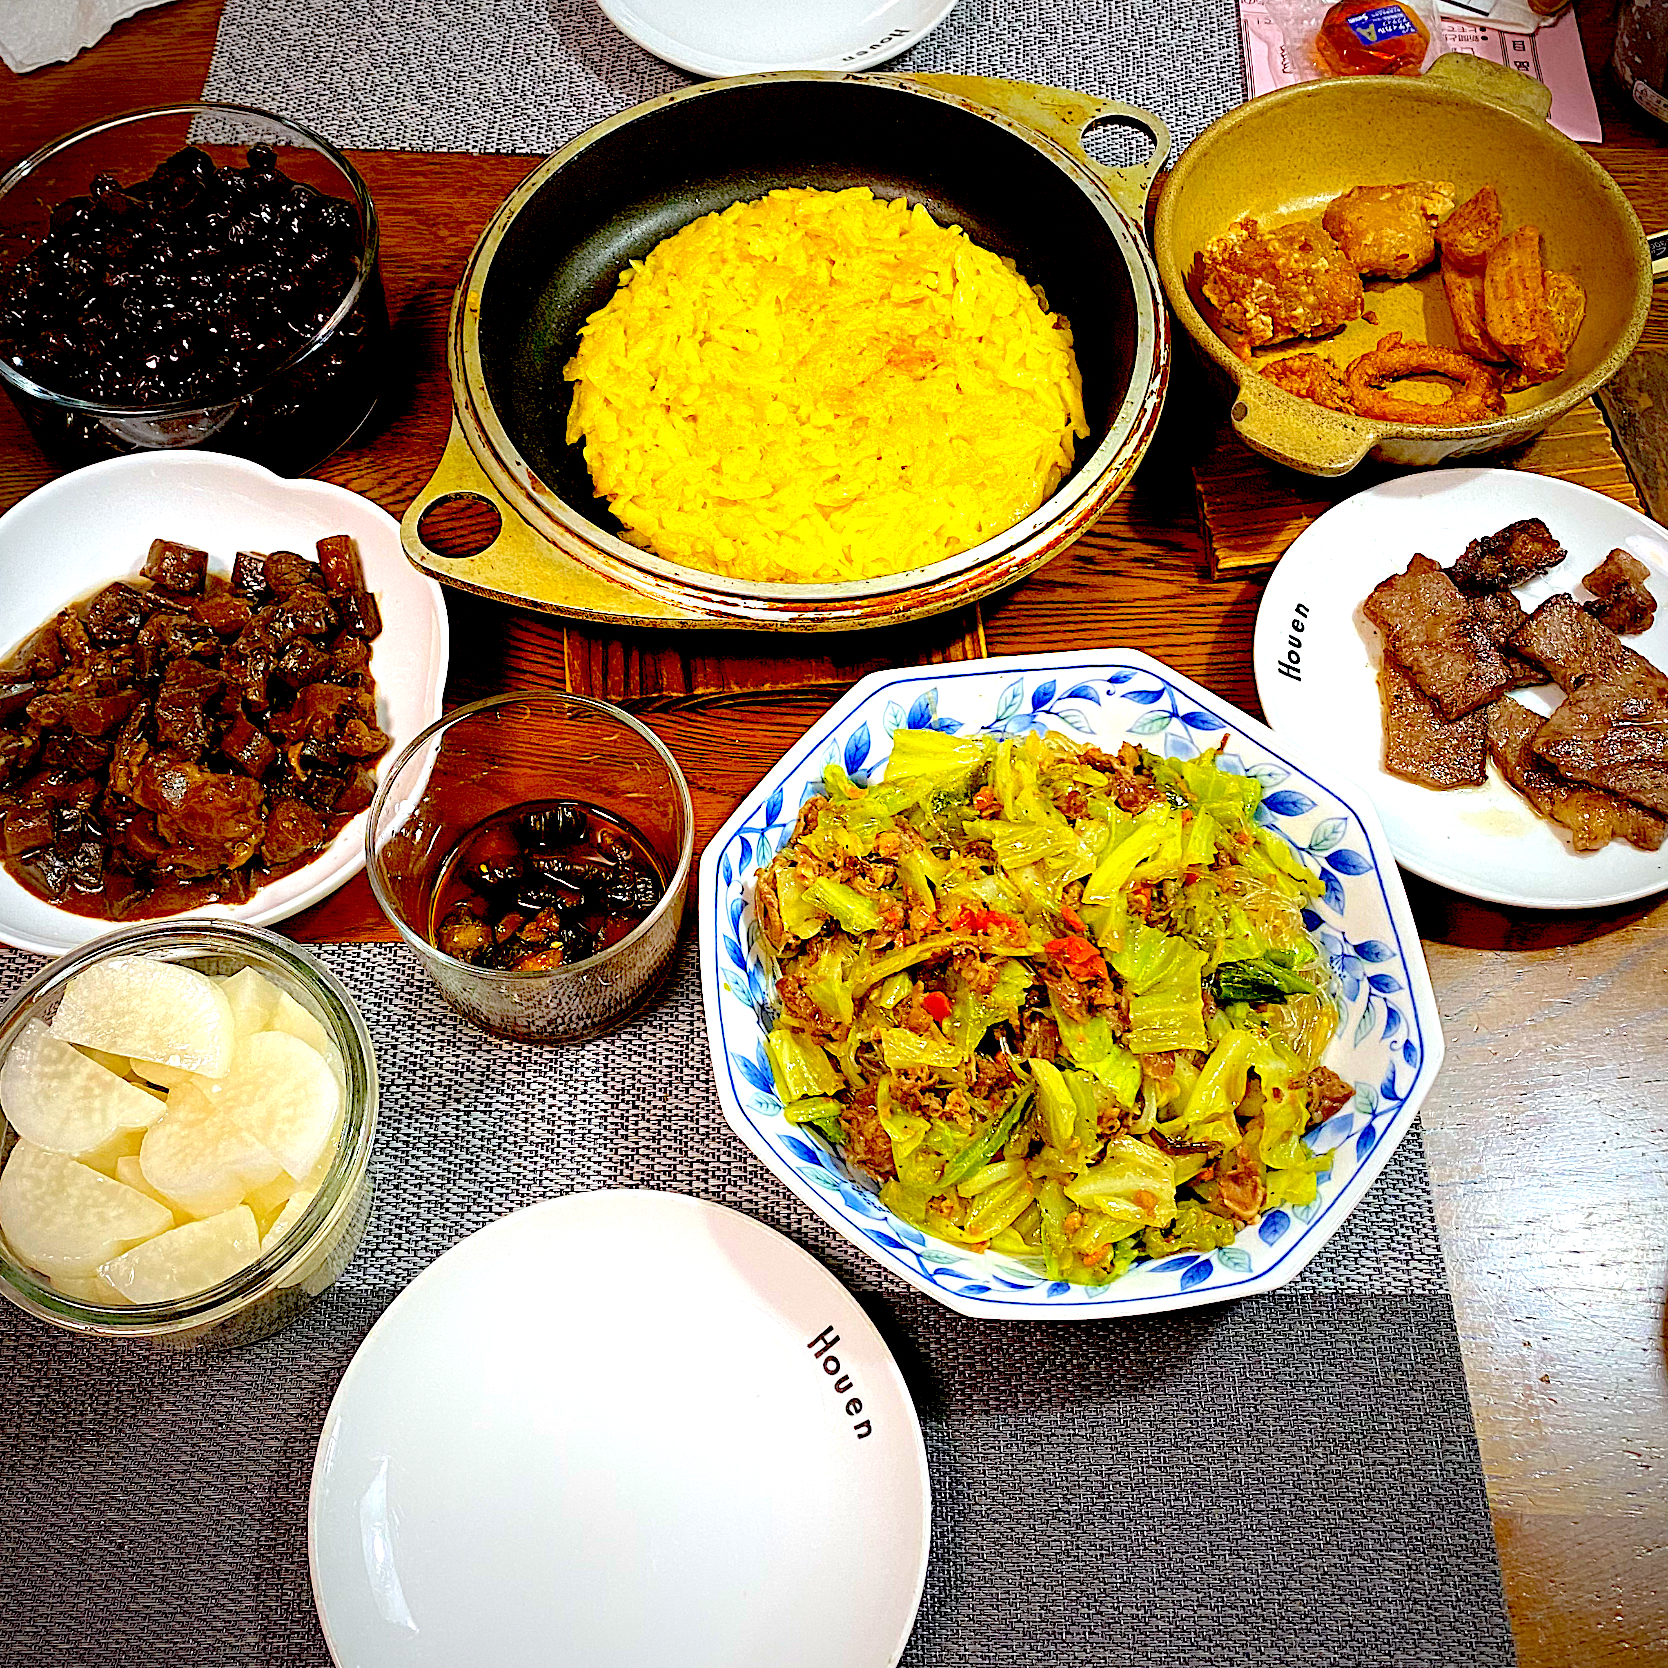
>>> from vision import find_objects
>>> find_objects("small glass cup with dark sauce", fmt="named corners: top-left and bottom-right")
top-left (366, 692), bottom-right (694, 1042)
top-left (0, 103), bottom-right (388, 475)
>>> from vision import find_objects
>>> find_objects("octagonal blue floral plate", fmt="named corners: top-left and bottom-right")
top-left (697, 651), bottom-right (1444, 1319)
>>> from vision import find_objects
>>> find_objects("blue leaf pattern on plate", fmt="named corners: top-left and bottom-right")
top-left (1179, 1260), bottom-right (1214, 1291)
top-left (1030, 679), bottom-right (1056, 711)
top-left (732, 1051), bottom-right (774, 1096)
top-left (1263, 790), bottom-right (1317, 818)
top-left (843, 724), bottom-right (871, 778)
top-left (1326, 847), bottom-right (1374, 876)
top-left (1259, 1210), bottom-right (1291, 1245)
top-left (1122, 686), bottom-right (1164, 705)
top-left (1181, 709), bottom-right (1225, 732)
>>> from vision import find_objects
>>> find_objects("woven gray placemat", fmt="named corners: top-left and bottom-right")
top-left (0, 939), bottom-right (1515, 1668)
top-left (200, 0), bottom-right (1245, 162)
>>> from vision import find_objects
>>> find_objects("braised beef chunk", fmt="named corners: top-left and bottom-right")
top-left (82, 583), bottom-right (148, 645)
top-left (1377, 655), bottom-right (1487, 788)
top-left (1486, 698), bottom-right (1667, 851)
top-left (220, 710), bottom-right (277, 779)
top-left (1512, 594), bottom-right (1668, 815)
top-left (262, 797), bottom-right (327, 866)
top-left (1364, 554), bottom-right (1515, 720)
top-left (230, 549), bottom-right (269, 603)
top-left (316, 534), bottom-right (366, 594)
top-left (192, 590), bottom-right (254, 639)
top-left (335, 590), bottom-right (382, 640)
top-left (141, 538), bottom-right (209, 595)
top-left (1449, 518), bottom-right (1567, 593)
top-left (261, 549), bottom-right (320, 600)
top-left (0, 531), bottom-right (388, 921)
top-left (1582, 548), bottom-right (1656, 636)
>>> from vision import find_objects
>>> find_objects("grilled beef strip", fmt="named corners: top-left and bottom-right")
top-left (1485, 698), bottom-right (1667, 851)
top-left (1363, 554), bottom-right (1516, 720)
top-left (1510, 593), bottom-right (1668, 815)
top-left (1376, 655), bottom-right (1487, 788)
top-left (1449, 517), bottom-right (1567, 593)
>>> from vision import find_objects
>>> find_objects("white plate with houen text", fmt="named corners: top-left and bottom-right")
top-left (309, 1191), bottom-right (931, 1668)
top-left (1254, 468), bottom-right (1668, 910)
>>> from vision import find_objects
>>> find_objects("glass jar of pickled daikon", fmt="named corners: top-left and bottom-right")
top-left (0, 921), bottom-right (376, 1347)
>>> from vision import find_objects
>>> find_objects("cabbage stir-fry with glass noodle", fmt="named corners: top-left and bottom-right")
top-left (754, 729), bottom-right (1356, 1286)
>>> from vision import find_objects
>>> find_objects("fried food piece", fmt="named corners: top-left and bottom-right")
top-left (1483, 226), bottom-right (1565, 384)
top-left (1321, 181), bottom-right (1456, 280)
top-left (1441, 262), bottom-right (1507, 363)
top-left (1344, 332), bottom-right (1505, 427)
top-left (1583, 548), bottom-right (1656, 635)
top-left (1261, 352), bottom-right (1354, 413)
top-left (1434, 187), bottom-right (1502, 273)
top-left (1200, 217), bottom-right (1365, 350)
top-left (1450, 517), bottom-right (1567, 593)
top-left (1544, 270), bottom-right (1586, 354)
top-left (1378, 654), bottom-right (1488, 788)
top-left (1364, 553), bottom-right (1516, 720)
top-left (1487, 698), bottom-right (1668, 851)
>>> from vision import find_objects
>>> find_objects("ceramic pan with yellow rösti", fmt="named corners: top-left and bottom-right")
top-left (402, 73), bottom-right (1172, 630)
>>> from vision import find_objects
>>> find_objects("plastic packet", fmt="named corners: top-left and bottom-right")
top-left (1263, 0), bottom-right (1443, 82)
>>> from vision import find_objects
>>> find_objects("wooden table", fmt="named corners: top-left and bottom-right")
top-left (4, 7), bottom-right (1666, 1662)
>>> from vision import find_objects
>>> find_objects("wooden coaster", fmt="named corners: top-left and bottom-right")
top-left (562, 605), bottom-right (987, 704)
top-left (1194, 398), bottom-right (1646, 580)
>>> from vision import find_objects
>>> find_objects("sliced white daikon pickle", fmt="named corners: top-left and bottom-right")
top-left (101, 1204), bottom-right (259, 1303)
top-left (115, 1154), bottom-right (181, 1217)
top-left (139, 1082), bottom-right (283, 1218)
top-left (128, 1057), bottom-right (212, 1093)
top-left (51, 956), bottom-right (235, 1079)
top-left (299, 1109), bottom-right (345, 1192)
top-left (77, 1126), bottom-right (145, 1179)
top-left (220, 966), bottom-right (282, 1042)
top-left (0, 1141), bottom-right (173, 1277)
top-left (244, 1171), bottom-right (297, 1221)
top-left (74, 1045), bottom-right (130, 1076)
top-left (266, 990), bottom-right (335, 1060)
top-left (260, 1187), bottom-right (316, 1254)
top-left (215, 1030), bottom-right (341, 1180)
top-left (51, 1270), bottom-right (130, 1306)
top-left (0, 1020), bottom-right (167, 1157)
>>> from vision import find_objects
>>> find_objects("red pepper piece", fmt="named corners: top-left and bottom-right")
top-left (921, 991), bottom-right (951, 1022)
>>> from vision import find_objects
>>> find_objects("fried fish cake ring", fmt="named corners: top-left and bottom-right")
top-left (1344, 332), bottom-right (1505, 426)
top-left (1261, 352), bottom-right (1355, 413)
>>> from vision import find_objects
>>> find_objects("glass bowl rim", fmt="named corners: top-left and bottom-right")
top-left (0, 918), bottom-right (378, 1334)
top-left (365, 689), bottom-right (696, 984)
top-left (0, 101), bottom-right (381, 419)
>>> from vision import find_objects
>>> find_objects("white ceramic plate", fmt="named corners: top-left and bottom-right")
top-left (309, 1191), bottom-right (931, 1668)
top-left (1255, 468), bottom-right (1668, 910)
top-left (597, 0), bottom-right (956, 76)
top-left (0, 451), bottom-right (449, 954)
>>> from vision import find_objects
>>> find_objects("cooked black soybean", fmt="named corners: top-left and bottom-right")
top-left (523, 801), bottom-right (586, 847)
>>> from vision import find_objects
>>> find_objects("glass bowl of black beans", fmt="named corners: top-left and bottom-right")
top-left (366, 692), bottom-right (695, 1042)
top-left (0, 103), bottom-right (388, 475)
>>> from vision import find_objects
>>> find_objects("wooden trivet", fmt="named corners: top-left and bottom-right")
top-left (562, 605), bottom-right (987, 705)
top-left (1194, 397), bottom-right (1646, 580)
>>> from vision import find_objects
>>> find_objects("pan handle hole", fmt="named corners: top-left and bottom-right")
top-left (418, 493), bottom-right (502, 559)
top-left (1083, 115), bottom-right (1155, 171)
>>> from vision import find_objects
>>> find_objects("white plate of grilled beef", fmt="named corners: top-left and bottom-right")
top-left (1254, 469), bottom-right (1668, 910)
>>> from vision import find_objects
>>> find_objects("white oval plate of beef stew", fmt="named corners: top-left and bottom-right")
top-left (0, 451), bottom-right (449, 954)
top-left (1255, 468), bottom-right (1668, 910)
